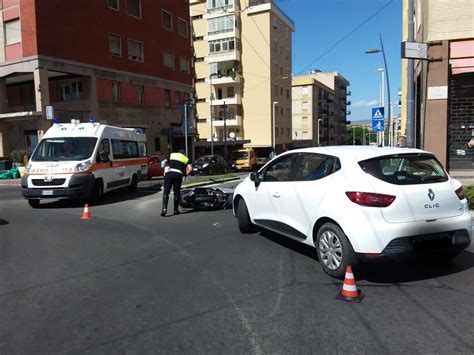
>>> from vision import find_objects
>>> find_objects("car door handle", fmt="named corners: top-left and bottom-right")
top-left (272, 193), bottom-right (281, 198)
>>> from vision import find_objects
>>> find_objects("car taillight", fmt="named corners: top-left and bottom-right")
top-left (455, 186), bottom-right (465, 200)
top-left (345, 191), bottom-right (396, 207)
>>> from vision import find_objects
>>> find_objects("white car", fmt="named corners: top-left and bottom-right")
top-left (232, 146), bottom-right (472, 279)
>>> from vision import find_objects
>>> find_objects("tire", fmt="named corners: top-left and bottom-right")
top-left (237, 199), bottom-right (258, 234)
top-left (90, 180), bottom-right (103, 205)
top-left (316, 222), bottom-right (358, 279)
top-left (128, 174), bottom-right (138, 193)
top-left (28, 199), bottom-right (40, 208)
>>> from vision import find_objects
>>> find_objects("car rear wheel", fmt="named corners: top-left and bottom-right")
top-left (316, 222), bottom-right (358, 279)
top-left (237, 199), bottom-right (258, 234)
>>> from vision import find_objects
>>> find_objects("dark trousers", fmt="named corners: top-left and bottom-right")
top-left (162, 171), bottom-right (183, 212)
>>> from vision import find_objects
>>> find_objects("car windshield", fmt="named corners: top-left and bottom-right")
top-left (31, 137), bottom-right (97, 162)
top-left (196, 156), bottom-right (214, 163)
top-left (231, 151), bottom-right (248, 159)
top-left (359, 153), bottom-right (448, 185)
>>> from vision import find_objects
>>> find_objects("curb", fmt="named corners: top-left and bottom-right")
top-left (0, 179), bottom-right (20, 186)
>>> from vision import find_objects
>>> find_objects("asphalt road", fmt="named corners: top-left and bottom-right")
top-left (1, 180), bottom-right (474, 354)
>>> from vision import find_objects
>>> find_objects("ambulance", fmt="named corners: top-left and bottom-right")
top-left (21, 121), bottom-right (148, 207)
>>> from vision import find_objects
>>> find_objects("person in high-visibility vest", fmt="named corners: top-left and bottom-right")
top-left (161, 149), bottom-right (192, 216)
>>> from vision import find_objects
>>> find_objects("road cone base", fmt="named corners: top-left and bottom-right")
top-left (336, 290), bottom-right (364, 303)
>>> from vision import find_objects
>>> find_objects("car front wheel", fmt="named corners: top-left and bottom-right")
top-left (237, 199), bottom-right (258, 234)
top-left (316, 222), bottom-right (358, 279)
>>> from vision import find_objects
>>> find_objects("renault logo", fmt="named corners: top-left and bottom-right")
top-left (44, 176), bottom-right (53, 183)
top-left (428, 189), bottom-right (435, 201)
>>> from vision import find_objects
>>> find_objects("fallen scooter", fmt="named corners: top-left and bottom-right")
top-left (179, 187), bottom-right (233, 210)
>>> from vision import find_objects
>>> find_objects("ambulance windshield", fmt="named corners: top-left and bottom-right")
top-left (31, 137), bottom-right (98, 161)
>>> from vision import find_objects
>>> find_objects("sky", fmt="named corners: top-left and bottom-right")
top-left (275, 0), bottom-right (402, 122)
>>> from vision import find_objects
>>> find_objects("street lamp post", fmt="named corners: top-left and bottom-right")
top-left (366, 33), bottom-right (392, 147)
top-left (317, 118), bottom-right (322, 146)
top-left (377, 68), bottom-right (384, 146)
top-left (272, 101), bottom-right (278, 155)
top-left (209, 73), bottom-right (216, 155)
top-left (223, 101), bottom-right (228, 161)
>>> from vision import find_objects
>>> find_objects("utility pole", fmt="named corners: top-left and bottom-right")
top-left (184, 102), bottom-right (188, 158)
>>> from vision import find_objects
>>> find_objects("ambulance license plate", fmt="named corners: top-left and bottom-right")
top-left (42, 190), bottom-right (53, 196)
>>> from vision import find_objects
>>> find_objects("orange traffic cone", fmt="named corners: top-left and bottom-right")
top-left (81, 204), bottom-right (92, 220)
top-left (336, 265), bottom-right (364, 303)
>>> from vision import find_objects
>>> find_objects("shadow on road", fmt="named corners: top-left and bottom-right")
top-left (33, 183), bottom-right (162, 209)
top-left (258, 229), bottom-right (474, 283)
top-left (360, 250), bottom-right (474, 283)
top-left (0, 218), bottom-right (9, 226)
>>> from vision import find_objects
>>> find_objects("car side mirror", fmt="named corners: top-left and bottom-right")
top-left (250, 171), bottom-right (261, 188)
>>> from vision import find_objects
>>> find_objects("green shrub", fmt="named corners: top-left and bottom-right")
top-left (465, 185), bottom-right (474, 210)
top-left (9, 150), bottom-right (27, 165)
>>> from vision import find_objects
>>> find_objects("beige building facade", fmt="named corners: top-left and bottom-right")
top-left (190, 0), bottom-right (294, 157)
top-left (292, 72), bottom-right (350, 148)
top-left (401, 0), bottom-right (474, 169)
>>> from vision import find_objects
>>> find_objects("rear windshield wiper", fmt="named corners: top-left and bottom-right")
top-left (421, 175), bottom-right (446, 182)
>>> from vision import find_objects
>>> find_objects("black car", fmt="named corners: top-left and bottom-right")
top-left (192, 155), bottom-right (228, 175)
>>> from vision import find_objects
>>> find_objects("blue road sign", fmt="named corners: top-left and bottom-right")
top-left (372, 107), bottom-right (384, 120)
top-left (372, 119), bottom-right (384, 132)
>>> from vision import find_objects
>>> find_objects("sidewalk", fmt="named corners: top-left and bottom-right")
top-left (449, 170), bottom-right (474, 186)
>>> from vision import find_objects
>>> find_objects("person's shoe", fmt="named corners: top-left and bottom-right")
top-left (173, 209), bottom-right (180, 215)
top-left (160, 209), bottom-right (167, 217)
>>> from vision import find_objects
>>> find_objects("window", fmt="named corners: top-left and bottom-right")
top-left (107, 0), bottom-right (119, 10)
top-left (178, 18), bottom-right (188, 37)
top-left (111, 139), bottom-right (139, 159)
top-left (5, 19), bottom-right (21, 45)
top-left (359, 154), bottom-right (448, 185)
top-left (272, 16), bottom-right (277, 29)
top-left (180, 57), bottom-right (190, 74)
top-left (302, 102), bottom-right (308, 110)
top-left (128, 39), bottom-right (143, 61)
top-left (286, 89), bottom-right (290, 99)
top-left (208, 16), bottom-right (236, 35)
top-left (162, 9), bottom-right (173, 31)
top-left (164, 89), bottom-right (171, 107)
top-left (209, 38), bottom-right (236, 54)
top-left (58, 81), bottom-right (83, 102)
top-left (294, 154), bottom-right (339, 181)
top-left (263, 154), bottom-right (300, 182)
top-left (302, 86), bottom-right (308, 96)
top-left (274, 84), bottom-right (278, 95)
top-left (175, 91), bottom-right (181, 104)
top-left (137, 85), bottom-right (144, 104)
top-left (302, 116), bottom-right (308, 124)
top-left (126, 0), bottom-right (141, 18)
top-left (109, 34), bottom-right (121, 56)
top-left (112, 82), bottom-right (121, 101)
top-left (163, 51), bottom-right (174, 69)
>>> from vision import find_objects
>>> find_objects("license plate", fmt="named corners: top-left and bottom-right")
top-left (42, 190), bottom-right (53, 196)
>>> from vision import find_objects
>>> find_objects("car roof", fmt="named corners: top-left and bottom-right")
top-left (280, 146), bottom-right (430, 162)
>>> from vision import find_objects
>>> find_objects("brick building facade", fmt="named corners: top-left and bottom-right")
top-left (0, 0), bottom-right (193, 159)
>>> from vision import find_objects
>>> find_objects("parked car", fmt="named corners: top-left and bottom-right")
top-left (192, 155), bottom-right (228, 175)
top-left (145, 155), bottom-right (164, 179)
top-left (232, 146), bottom-right (472, 279)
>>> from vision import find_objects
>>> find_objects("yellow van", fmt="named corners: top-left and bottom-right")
top-left (231, 148), bottom-right (257, 171)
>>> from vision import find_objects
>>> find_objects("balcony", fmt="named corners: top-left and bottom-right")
top-left (211, 95), bottom-right (241, 106)
top-left (211, 73), bottom-right (242, 85)
top-left (212, 115), bottom-right (242, 127)
top-left (209, 49), bottom-right (241, 63)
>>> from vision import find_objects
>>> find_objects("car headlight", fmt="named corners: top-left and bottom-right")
top-left (25, 163), bottom-right (31, 173)
top-left (74, 160), bottom-right (92, 172)
top-left (203, 163), bottom-right (209, 168)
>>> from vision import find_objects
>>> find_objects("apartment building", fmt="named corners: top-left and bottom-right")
top-left (401, 0), bottom-right (474, 169)
top-left (292, 71), bottom-right (350, 147)
top-left (190, 0), bottom-right (294, 158)
top-left (0, 0), bottom-right (193, 159)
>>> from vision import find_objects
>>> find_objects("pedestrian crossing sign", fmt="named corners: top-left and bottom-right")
top-left (372, 107), bottom-right (384, 119)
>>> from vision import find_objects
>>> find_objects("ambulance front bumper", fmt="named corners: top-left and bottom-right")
top-left (21, 174), bottom-right (94, 199)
